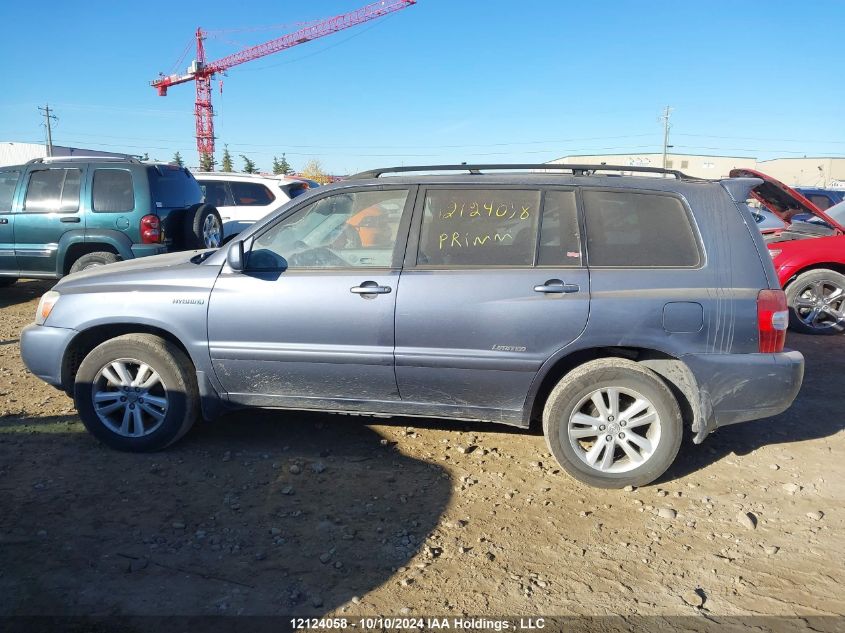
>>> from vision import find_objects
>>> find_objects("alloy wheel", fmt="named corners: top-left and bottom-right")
top-left (792, 279), bottom-right (845, 331)
top-left (566, 387), bottom-right (662, 473)
top-left (202, 214), bottom-right (222, 248)
top-left (91, 359), bottom-right (168, 437)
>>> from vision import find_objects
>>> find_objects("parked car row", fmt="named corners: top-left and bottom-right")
top-left (0, 156), bottom-right (319, 287)
top-left (732, 168), bottom-right (845, 335)
top-left (20, 163), bottom-right (804, 488)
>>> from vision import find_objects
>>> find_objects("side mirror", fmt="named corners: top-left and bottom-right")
top-left (226, 240), bottom-right (245, 272)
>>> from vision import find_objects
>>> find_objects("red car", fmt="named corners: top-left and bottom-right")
top-left (730, 168), bottom-right (845, 334)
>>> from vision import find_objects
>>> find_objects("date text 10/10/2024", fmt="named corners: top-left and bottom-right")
top-left (291, 616), bottom-right (548, 630)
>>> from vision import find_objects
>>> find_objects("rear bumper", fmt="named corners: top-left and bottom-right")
top-left (20, 323), bottom-right (78, 388)
top-left (130, 243), bottom-right (170, 259)
top-left (684, 350), bottom-right (804, 442)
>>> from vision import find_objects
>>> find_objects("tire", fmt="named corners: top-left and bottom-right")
top-left (0, 278), bottom-right (17, 288)
top-left (183, 203), bottom-right (223, 249)
top-left (785, 269), bottom-right (845, 335)
top-left (542, 358), bottom-right (682, 488)
top-left (69, 251), bottom-right (119, 274)
top-left (73, 333), bottom-right (199, 452)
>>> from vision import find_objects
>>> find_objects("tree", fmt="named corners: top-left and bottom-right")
top-left (221, 145), bottom-right (234, 172)
top-left (301, 158), bottom-right (330, 184)
top-left (171, 151), bottom-right (184, 167)
top-left (241, 155), bottom-right (258, 174)
top-left (199, 152), bottom-right (215, 172)
top-left (272, 154), bottom-right (292, 175)
top-left (140, 152), bottom-right (149, 162)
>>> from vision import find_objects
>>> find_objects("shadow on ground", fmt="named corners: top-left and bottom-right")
top-left (0, 410), bottom-right (451, 616)
top-left (0, 279), bottom-right (54, 310)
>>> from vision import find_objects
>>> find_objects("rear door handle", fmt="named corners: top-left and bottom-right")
top-left (0, 218), bottom-right (8, 224)
top-left (350, 282), bottom-right (392, 295)
top-left (534, 279), bottom-right (580, 294)
top-left (60, 216), bottom-right (81, 223)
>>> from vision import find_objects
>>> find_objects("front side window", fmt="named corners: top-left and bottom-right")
top-left (583, 190), bottom-right (700, 267)
top-left (93, 169), bottom-right (135, 212)
top-left (0, 170), bottom-right (20, 212)
top-left (230, 181), bottom-right (275, 206)
top-left (23, 168), bottom-right (81, 213)
top-left (417, 189), bottom-right (541, 267)
top-left (248, 188), bottom-right (408, 270)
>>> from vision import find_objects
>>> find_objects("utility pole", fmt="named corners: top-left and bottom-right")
top-left (660, 105), bottom-right (673, 173)
top-left (38, 104), bottom-right (57, 157)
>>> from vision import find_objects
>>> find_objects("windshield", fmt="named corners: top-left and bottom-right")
top-left (825, 200), bottom-right (845, 224)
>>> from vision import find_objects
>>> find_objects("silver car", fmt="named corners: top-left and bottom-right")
top-left (20, 164), bottom-right (804, 488)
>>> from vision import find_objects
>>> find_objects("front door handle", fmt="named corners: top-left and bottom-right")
top-left (534, 279), bottom-right (580, 294)
top-left (60, 216), bottom-right (81, 223)
top-left (350, 281), bottom-right (392, 295)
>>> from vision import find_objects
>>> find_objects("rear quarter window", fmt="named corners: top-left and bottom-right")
top-left (583, 190), bottom-right (700, 267)
top-left (92, 169), bottom-right (135, 212)
top-left (229, 181), bottom-right (275, 206)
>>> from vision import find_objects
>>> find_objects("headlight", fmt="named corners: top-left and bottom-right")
top-left (35, 291), bottom-right (60, 325)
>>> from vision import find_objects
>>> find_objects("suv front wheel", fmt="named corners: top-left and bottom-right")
top-left (542, 358), bottom-right (682, 488)
top-left (73, 333), bottom-right (199, 451)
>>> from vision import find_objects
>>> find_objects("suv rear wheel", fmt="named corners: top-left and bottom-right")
top-left (69, 251), bottom-right (119, 274)
top-left (785, 269), bottom-right (845, 335)
top-left (73, 334), bottom-right (199, 451)
top-left (184, 203), bottom-right (223, 249)
top-left (542, 358), bottom-right (682, 488)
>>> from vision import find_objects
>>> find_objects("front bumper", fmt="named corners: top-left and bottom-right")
top-left (20, 323), bottom-right (78, 388)
top-left (684, 350), bottom-right (804, 442)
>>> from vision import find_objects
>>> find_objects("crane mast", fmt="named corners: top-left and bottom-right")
top-left (151, 0), bottom-right (415, 163)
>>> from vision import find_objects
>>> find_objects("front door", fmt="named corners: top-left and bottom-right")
top-left (0, 169), bottom-right (21, 276)
top-left (395, 187), bottom-right (590, 420)
top-left (208, 186), bottom-right (414, 408)
top-left (15, 166), bottom-right (84, 276)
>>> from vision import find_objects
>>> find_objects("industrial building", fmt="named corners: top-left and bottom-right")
top-left (0, 141), bottom-right (130, 167)
top-left (548, 153), bottom-right (845, 188)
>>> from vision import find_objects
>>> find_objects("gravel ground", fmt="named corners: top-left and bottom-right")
top-left (1, 279), bottom-right (843, 620)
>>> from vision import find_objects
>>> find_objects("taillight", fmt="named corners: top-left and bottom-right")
top-left (140, 214), bottom-right (161, 244)
top-left (757, 289), bottom-right (788, 353)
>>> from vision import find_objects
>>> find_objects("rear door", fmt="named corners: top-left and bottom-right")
top-left (15, 166), bottom-right (85, 276)
top-left (0, 168), bottom-right (21, 275)
top-left (394, 186), bottom-right (590, 419)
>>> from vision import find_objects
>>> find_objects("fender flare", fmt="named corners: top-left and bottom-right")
top-left (56, 229), bottom-right (135, 275)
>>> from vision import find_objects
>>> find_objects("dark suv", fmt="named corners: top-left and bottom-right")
top-left (20, 164), bottom-right (804, 488)
top-left (0, 156), bottom-right (222, 285)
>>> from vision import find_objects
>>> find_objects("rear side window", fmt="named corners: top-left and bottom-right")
top-left (24, 168), bottom-right (81, 213)
top-left (0, 170), bottom-right (20, 212)
top-left (93, 169), bottom-right (135, 212)
top-left (583, 190), bottom-right (700, 267)
top-left (230, 182), bottom-right (275, 206)
top-left (805, 194), bottom-right (832, 210)
top-left (538, 190), bottom-right (582, 266)
top-left (417, 189), bottom-right (541, 267)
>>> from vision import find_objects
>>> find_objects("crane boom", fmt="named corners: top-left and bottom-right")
top-left (150, 0), bottom-right (416, 163)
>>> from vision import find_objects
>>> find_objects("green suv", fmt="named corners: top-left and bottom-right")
top-left (0, 156), bottom-right (222, 286)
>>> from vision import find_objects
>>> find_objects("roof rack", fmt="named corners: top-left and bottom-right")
top-left (26, 155), bottom-right (140, 165)
top-left (349, 163), bottom-right (694, 180)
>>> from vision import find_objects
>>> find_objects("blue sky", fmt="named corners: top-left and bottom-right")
top-left (1, 0), bottom-right (843, 173)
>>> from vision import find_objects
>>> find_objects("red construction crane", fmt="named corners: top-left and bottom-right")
top-left (151, 0), bottom-right (415, 163)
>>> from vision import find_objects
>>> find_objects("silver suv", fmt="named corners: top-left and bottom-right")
top-left (20, 164), bottom-right (804, 488)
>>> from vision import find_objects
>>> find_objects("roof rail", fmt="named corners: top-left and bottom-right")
top-left (349, 163), bottom-right (694, 180)
top-left (26, 155), bottom-right (140, 165)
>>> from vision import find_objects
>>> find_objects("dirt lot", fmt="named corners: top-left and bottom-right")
top-left (1, 279), bottom-right (843, 621)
